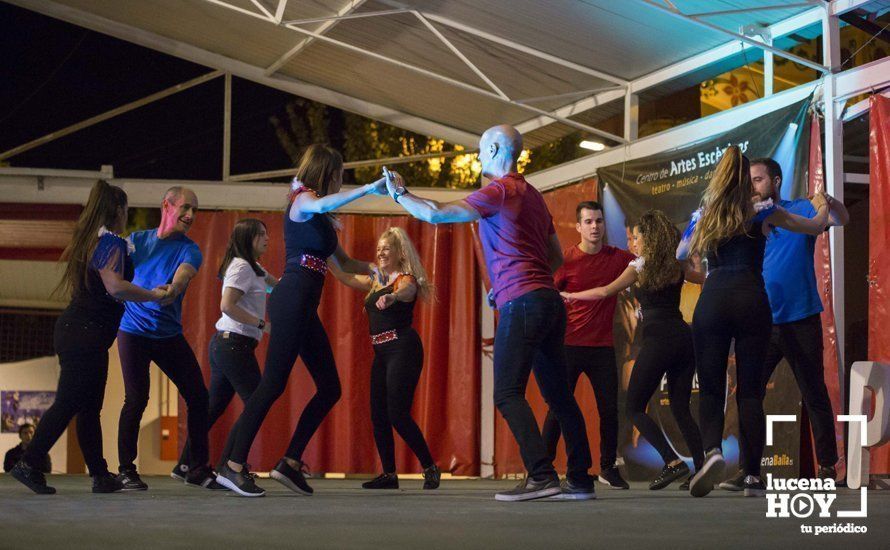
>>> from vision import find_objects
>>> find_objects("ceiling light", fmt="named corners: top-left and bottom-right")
top-left (579, 140), bottom-right (605, 151)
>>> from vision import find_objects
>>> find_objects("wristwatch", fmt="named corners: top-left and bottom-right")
top-left (257, 319), bottom-right (266, 330)
top-left (393, 185), bottom-right (408, 202)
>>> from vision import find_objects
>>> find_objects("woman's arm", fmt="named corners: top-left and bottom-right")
top-left (561, 266), bottom-right (638, 301)
top-left (290, 178), bottom-right (386, 222)
top-left (329, 245), bottom-right (376, 276)
top-left (328, 259), bottom-right (373, 292)
top-left (98, 267), bottom-right (165, 302)
top-left (219, 287), bottom-right (265, 328)
top-left (765, 199), bottom-right (830, 236)
top-left (376, 276), bottom-right (417, 310)
top-left (684, 255), bottom-right (706, 285)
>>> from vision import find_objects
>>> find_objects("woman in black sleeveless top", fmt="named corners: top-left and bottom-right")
top-left (12, 181), bottom-right (166, 495)
top-left (684, 146), bottom-right (830, 498)
top-left (561, 210), bottom-right (704, 491)
top-left (331, 227), bottom-right (439, 490)
top-left (218, 144), bottom-right (387, 497)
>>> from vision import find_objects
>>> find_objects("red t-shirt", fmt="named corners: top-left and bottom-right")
top-left (555, 244), bottom-right (636, 347)
top-left (465, 173), bottom-right (556, 308)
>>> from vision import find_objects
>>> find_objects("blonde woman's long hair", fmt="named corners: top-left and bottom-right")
top-left (689, 145), bottom-right (753, 256)
top-left (371, 227), bottom-right (434, 301)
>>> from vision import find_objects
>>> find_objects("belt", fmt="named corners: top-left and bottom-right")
top-left (299, 253), bottom-right (327, 275)
top-left (370, 329), bottom-right (399, 345)
top-left (218, 331), bottom-right (258, 345)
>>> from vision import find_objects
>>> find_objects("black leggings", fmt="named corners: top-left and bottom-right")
top-left (25, 312), bottom-right (117, 476)
top-left (227, 269), bottom-right (340, 465)
top-left (625, 320), bottom-right (703, 472)
top-left (117, 331), bottom-right (209, 471)
top-left (370, 329), bottom-right (434, 473)
top-left (179, 331), bottom-right (261, 469)
top-left (693, 286), bottom-right (772, 476)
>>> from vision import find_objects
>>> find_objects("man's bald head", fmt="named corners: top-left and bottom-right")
top-left (479, 124), bottom-right (523, 179)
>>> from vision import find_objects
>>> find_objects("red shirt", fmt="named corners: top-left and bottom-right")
top-left (465, 173), bottom-right (556, 308)
top-left (555, 244), bottom-right (636, 347)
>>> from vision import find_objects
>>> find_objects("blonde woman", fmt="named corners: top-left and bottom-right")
top-left (331, 227), bottom-right (440, 490)
top-left (683, 146), bottom-right (830, 498)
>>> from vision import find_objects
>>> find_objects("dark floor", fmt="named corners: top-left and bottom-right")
top-left (0, 476), bottom-right (886, 549)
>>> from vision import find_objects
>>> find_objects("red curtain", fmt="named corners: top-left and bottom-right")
top-left (868, 94), bottom-right (890, 473)
top-left (807, 114), bottom-right (845, 478)
top-left (493, 177), bottom-right (603, 475)
top-left (181, 211), bottom-right (480, 475)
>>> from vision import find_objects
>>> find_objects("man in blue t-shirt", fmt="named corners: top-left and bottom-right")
top-left (116, 186), bottom-right (219, 491)
top-left (720, 158), bottom-right (849, 491)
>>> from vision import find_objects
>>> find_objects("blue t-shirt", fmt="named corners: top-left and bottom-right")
top-left (763, 199), bottom-right (823, 324)
top-left (119, 229), bottom-right (203, 338)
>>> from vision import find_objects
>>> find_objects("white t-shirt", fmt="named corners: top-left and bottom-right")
top-left (215, 257), bottom-right (268, 341)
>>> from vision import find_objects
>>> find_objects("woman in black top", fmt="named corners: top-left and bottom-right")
top-left (684, 146), bottom-right (830, 497)
top-left (217, 144), bottom-right (387, 497)
top-left (562, 210), bottom-right (705, 491)
top-left (12, 181), bottom-right (166, 495)
top-left (331, 227), bottom-right (440, 490)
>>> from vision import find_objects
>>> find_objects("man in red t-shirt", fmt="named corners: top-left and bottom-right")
top-left (384, 125), bottom-right (594, 502)
top-left (542, 201), bottom-right (635, 490)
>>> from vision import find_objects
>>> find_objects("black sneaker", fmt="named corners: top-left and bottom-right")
top-left (171, 463), bottom-right (189, 482)
top-left (362, 473), bottom-right (399, 489)
top-left (11, 460), bottom-right (55, 495)
top-left (650, 461), bottom-right (690, 490)
top-left (547, 478), bottom-right (597, 501)
top-left (678, 477), bottom-right (691, 490)
top-left (597, 466), bottom-right (629, 490)
top-left (185, 465), bottom-right (227, 490)
top-left (718, 469), bottom-right (745, 492)
top-left (689, 449), bottom-right (725, 498)
top-left (92, 472), bottom-right (124, 494)
top-left (116, 468), bottom-right (148, 491)
top-left (215, 463), bottom-right (265, 497)
top-left (270, 458), bottom-right (313, 495)
top-left (422, 465), bottom-right (441, 490)
top-left (817, 465), bottom-right (837, 481)
top-left (495, 476), bottom-right (561, 502)
top-left (743, 475), bottom-right (766, 497)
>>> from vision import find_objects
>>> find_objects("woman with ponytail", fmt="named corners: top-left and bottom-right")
top-left (330, 227), bottom-right (440, 490)
top-left (217, 144), bottom-right (386, 497)
top-left (683, 146), bottom-right (830, 498)
top-left (11, 181), bottom-right (166, 495)
top-left (562, 210), bottom-right (705, 491)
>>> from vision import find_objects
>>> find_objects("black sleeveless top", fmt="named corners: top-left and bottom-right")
top-left (284, 195), bottom-right (338, 269)
top-left (364, 275), bottom-right (416, 334)
top-left (704, 223), bottom-right (767, 291)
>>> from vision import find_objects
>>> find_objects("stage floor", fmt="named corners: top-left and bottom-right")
top-left (1, 476), bottom-right (886, 549)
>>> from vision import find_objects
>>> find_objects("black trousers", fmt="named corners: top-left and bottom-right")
top-left (227, 269), bottom-right (340, 465)
top-left (756, 314), bottom-right (838, 467)
top-left (117, 331), bottom-right (209, 471)
top-left (25, 311), bottom-right (117, 476)
top-left (370, 328), bottom-right (434, 473)
top-left (693, 286), bottom-right (772, 476)
top-left (541, 346), bottom-right (619, 471)
top-left (494, 289), bottom-right (592, 484)
top-left (178, 331), bottom-right (261, 469)
top-left (625, 319), bottom-right (704, 471)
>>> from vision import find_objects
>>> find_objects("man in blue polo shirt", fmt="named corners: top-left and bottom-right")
top-left (116, 186), bottom-right (220, 491)
top-left (720, 158), bottom-right (849, 491)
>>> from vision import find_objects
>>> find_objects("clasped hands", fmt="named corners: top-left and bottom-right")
top-left (150, 284), bottom-right (180, 305)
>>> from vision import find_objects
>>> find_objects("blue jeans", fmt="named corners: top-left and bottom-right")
top-left (493, 288), bottom-right (592, 483)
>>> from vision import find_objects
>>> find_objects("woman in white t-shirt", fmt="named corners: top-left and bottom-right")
top-left (173, 219), bottom-right (278, 478)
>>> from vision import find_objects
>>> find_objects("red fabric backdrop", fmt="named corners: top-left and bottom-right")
top-left (868, 94), bottom-right (890, 472)
top-left (807, 114), bottom-right (845, 478)
top-left (493, 177), bottom-right (605, 475)
top-left (181, 211), bottom-right (480, 475)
